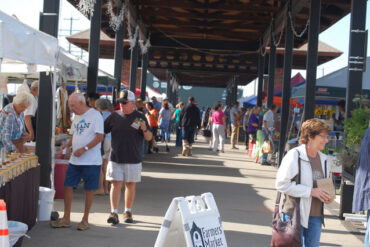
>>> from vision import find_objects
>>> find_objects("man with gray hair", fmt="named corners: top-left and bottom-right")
top-left (51, 93), bottom-right (104, 231)
top-left (24, 80), bottom-right (39, 141)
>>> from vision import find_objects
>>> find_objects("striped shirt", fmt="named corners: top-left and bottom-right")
top-left (0, 104), bottom-right (25, 152)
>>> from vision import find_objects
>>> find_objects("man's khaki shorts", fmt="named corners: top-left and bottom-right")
top-left (106, 161), bottom-right (142, 182)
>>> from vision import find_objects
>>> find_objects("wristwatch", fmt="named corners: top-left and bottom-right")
top-left (84, 146), bottom-right (89, 151)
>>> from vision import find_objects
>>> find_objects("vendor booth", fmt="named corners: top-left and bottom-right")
top-left (0, 10), bottom-right (92, 230)
top-left (0, 9), bottom-right (60, 229)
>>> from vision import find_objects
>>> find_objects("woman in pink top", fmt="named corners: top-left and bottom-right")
top-left (211, 102), bottom-right (229, 152)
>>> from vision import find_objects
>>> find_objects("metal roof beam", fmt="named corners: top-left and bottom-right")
top-left (150, 36), bottom-right (259, 52)
top-left (137, 0), bottom-right (277, 13)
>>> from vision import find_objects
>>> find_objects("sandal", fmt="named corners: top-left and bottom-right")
top-left (50, 218), bottom-right (71, 228)
top-left (77, 220), bottom-right (89, 231)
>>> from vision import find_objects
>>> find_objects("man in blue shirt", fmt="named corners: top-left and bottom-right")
top-left (151, 96), bottom-right (162, 111)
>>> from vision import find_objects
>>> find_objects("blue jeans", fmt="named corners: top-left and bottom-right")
top-left (160, 120), bottom-right (171, 141)
top-left (365, 211), bottom-right (370, 247)
top-left (282, 213), bottom-right (322, 247)
top-left (175, 122), bottom-right (182, 146)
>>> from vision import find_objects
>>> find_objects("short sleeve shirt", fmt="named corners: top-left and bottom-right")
top-left (102, 111), bottom-right (111, 140)
top-left (212, 110), bottom-right (224, 125)
top-left (263, 110), bottom-right (274, 129)
top-left (230, 107), bottom-right (239, 125)
top-left (153, 101), bottom-right (162, 111)
top-left (147, 109), bottom-right (158, 127)
top-left (69, 108), bottom-right (104, 166)
top-left (24, 95), bottom-right (38, 116)
top-left (105, 110), bottom-right (150, 164)
top-left (159, 108), bottom-right (172, 121)
top-left (247, 113), bottom-right (259, 133)
top-left (174, 108), bottom-right (181, 123)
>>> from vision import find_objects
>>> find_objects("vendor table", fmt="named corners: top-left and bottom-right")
top-left (0, 155), bottom-right (40, 230)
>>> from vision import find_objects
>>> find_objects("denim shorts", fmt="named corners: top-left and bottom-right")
top-left (182, 127), bottom-right (196, 144)
top-left (64, 163), bottom-right (101, 191)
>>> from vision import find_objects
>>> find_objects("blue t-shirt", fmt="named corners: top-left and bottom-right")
top-left (102, 111), bottom-right (112, 140)
top-left (230, 106), bottom-right (239, 125)
top-left (159, 108), bottom-right (172, 121)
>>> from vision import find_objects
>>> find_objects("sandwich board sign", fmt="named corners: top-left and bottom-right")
top-left (154, 192), bottom-right (227, 247)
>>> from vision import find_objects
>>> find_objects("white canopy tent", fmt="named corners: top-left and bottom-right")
top-left (0, 10), bottom-right (88, 186)
top-left (0, 10), bottom-right (59, 66)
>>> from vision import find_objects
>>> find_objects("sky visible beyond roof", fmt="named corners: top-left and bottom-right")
top-left (1, 0), bottom-right (370, 79)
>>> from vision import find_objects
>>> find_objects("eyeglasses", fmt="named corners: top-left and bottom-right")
top-left (318, 134), bottom-right (329, 139)
top-left (119, 101), bottom-right (128, 105)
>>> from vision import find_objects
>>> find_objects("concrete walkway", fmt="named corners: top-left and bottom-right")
top-left (23, 137), bottom-right (364, 247)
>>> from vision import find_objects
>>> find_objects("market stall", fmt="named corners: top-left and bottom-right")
top-left (0, 10), bottom-right (59, 229)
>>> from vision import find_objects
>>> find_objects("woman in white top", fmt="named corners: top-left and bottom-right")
top-left (275, 119), bottom-right (334, 247)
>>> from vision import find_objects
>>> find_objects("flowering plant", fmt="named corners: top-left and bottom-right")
top-left (314, 108), bottom-right (323, 116)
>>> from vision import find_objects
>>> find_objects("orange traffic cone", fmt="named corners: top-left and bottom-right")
top-left (0, 200), bottom-right (9, 247)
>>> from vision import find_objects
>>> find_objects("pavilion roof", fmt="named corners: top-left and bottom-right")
top-left (67, 0), bottom-right (350, 87)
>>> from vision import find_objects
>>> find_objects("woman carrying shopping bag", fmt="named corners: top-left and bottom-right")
top-left (274, 119), bottom-right (334, 247)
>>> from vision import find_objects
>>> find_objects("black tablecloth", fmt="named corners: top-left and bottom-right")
top-left (0, 166), bottom-right (40, 230)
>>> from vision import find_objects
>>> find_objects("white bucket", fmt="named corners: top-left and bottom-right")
top-left (38, 187), bottom-right (55, 221)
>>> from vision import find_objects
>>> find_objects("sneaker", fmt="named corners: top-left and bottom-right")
top-left (50, 218), bottom-right (71, 228)
top-left (188, 149), bottom-right (192, 156)
top-left (123, 211), bottom-right (133, 223)
top-left (261, 161), bottom-right (271, 166)
top-left (77, 220), bottom-right (89, 231)
top-left (107, 212), bottom-right (119, 225)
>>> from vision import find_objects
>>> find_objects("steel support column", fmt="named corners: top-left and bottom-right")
top-left (257, 48), bottom-right (265, 107)
top-left (279, 9), bottom-right (294, 166)
top-left (226, 87), bottom-right (231, 107)
top-left (166, 71), bottom-right (172, 101)
top-left (113, 0), bottom-right (125, 103)
top-left (232, 75), bottom-right (239, 104)
top-left (37, 0), bottom-right (60, 188)
top-left (87, 0), bottom-right (102, 94)
top-left (140, 52), bottom-right (148, 100)
top-left (267, 29), bottom-right (276, 108)
top-left (345, 0), bottom-right (367, 118)
top-left (303, 0), bottom-right (321, 121)
top-left (129, 40), bottom-right (139, 93)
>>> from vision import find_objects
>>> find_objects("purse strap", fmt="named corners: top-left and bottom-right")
top-left (274, 150), bottom-right (301, 214)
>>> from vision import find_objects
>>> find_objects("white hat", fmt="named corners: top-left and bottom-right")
top-left (118, 90), bottom-right (136, 103)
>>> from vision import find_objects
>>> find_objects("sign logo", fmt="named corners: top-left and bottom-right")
top-left (190, 222), bottom-right (205, 247)
top-left (190, 222), bottom-right (225, 247)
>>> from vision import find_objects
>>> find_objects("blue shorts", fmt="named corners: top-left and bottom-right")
top-left (64, 163), bottom-right (101, 191)
top-left (182, 127), bottom-right (196, 144)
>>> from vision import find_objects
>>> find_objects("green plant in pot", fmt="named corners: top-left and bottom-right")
top-left (340, 95), bottom-right (370, 177)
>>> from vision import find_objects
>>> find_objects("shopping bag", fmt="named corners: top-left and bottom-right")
top-left (262, 140), bottom-right (273, 154)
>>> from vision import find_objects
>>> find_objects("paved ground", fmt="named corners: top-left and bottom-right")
top-left (23, 137), bottom-right (364, 247)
